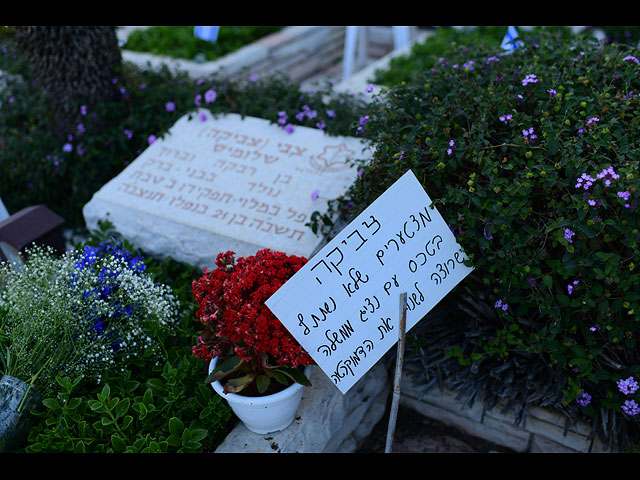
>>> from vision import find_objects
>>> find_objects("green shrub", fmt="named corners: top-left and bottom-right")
top-left (372, 26), bottom-right (575, 87)
top-left (315, 29), bottom-right (640, 450)
top-left (122, 26), bottom-right (283, 62)
top-left (0, 37), bottom-right (368, 229)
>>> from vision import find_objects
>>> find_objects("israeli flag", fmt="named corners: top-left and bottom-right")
top-left (501, 26), bottom-right (520, 53)
top-left (194, 26), bottom-right (220, 43)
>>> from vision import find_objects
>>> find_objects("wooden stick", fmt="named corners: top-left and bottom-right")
top-left (385, 292), bottom-right (408, 453)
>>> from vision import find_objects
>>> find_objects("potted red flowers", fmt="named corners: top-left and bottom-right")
top-left (192, 249), bottom-right (315, 434)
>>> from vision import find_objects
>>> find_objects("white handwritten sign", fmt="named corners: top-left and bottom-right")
top-left (266, 170), bottom-right (474, 394)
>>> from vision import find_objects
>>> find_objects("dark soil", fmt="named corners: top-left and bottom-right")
top-left (356, 401), bottom-right (517, 454)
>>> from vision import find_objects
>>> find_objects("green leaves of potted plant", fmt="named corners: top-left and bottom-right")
top-left (192, 249), bottom-right (314, 434)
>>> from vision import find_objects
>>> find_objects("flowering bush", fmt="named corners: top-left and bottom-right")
top-left (0, 242), bottom-right (178, 396)
top-left (313, 29), bottom-right (640, 450)
top-left (192, 249), bottom-right (313, 395)
top-left (0, 31), bottom-right (368, 229)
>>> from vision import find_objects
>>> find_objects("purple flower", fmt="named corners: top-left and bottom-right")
top-left (124, 129), bottom-right (132, 140)
top-left (522, 73), bottom-right (538, 86)
top-left (315, 120), bottom-right (326, 130)
top-left (365, 83), bottom-right (374, 93)
top-left (587, 116), bottom-right (599, 125)
top-left (483, 222), bottom-right (493, 240)
top-left (463, 60), bottom-right (474, 70)
top-left (621, 399), bottom-right (640, 416)
top-left (486, 56), bottom-right (500, 64)
top-left (284, 124), bottom-right (295, 135)
top-left (494, 300), bottom-right (502, 308)
top-left (357, 167), bottom-right (364, 178)
top-left (76, 123), bottom-right (85, 133)
top-left (522, 127), bottom-right (537, 141)
top-left (204, 89), bottom-right (217, 103)
top-left (528, 277), bottom-right (537, 287)
top-left (199, 112), bottom-right (208, 122)
top-left (194, 94), bottom-right (202, 106)
top-left (590, 324), bottom-right (601, 332)
top-left (499, 114), bottom-right (512, 124)
top-left (147, 135), bottom-right (156, 145)
top-left (618, 191), bottom-right (630, 201)
top-left (547, 88), bottom-right (557, 97)
top-left (249, 73), bottom-right (260, 82)
top-left (311, 189), bottom-right (320, 201)
top-left (62, 143), bottom-right (73, 152)
top-left (326, 109), bottom-right (336, 118)
top-left (575, 173), bottom-right (595, 189)
top-left (165, 101), bottom-right (175, 112)
top-left (576, 392), bottom-right (591, 407)
top-left (80, 105), bottom-right (87, 115)
top-left (617, 376), bottom-right (639, 395)
top-left (623, 55), bottom-right (640, 64)
top-left (563, 228), bottom-right (575, 243)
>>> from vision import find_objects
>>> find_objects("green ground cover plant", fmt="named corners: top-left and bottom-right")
top-left (121, 26), bottom-right (283, 62)
top-left (313, 29), bottom-right (640, 451)
top-left (0, 33), bottom-right (368, 230)
top-left (372, 26), bottom-right (575, 87)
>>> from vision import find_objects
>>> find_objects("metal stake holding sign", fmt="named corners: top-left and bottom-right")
top-left (385, 292), bottom-right (408, 453)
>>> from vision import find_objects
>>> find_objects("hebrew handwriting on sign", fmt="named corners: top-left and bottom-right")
top-left (266, 170), bottom-right (474, 394)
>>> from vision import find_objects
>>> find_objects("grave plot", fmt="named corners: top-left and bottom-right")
top-left (83, 110), bottom-right (371, 269)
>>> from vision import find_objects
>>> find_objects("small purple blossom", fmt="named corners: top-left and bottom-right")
top-left (315, 120), bottom-right (326, 130)
top-left (621, 399), bottom-right (640, 416)
top-left (365, 83), bottom-right (374, 93)
top-left (80, 105), bottom-right (87, 115)
top-left (326, 109), bottom-right (336, 118)
top-left (311, 189), bottom-right (320, 201)
top-left (194, 94), bottom-right (202, 106)
top-left (590, 324), bottom-right (601, 332)
top-left (576, 392), bottom-right (591, 407)
top-left (199, 112), bottom-right (208, 122)
top-left (356, 115), bottom-right (370, 135)
top-left (587, 116), bottom-right (599, 125)
top-left (204, 89), bottom-right (217, 103)
top-left (575, 173), bottom-right (595, 190)
top-left (249, 73), bottom-right (260, 82)
top-left (618, 191), bottom-right (631, 201)
top-left (147, 135), bottom-right (157, 145)
top-left (76, 123), bottom-right (85, 133)
top-left (463, 60), bottom-right (474, 70)
top-left (165, 101), bottom-right (175, 112)
top-left (522, 127), bottom-right (537, 141)
top-left (124, 129), bottom-right (132, 140)
top-left (284, 124), bottom-right (295, 134)
top-left (522, 73), bottom-right (538, 86)
top-left (357, 167), bottom-right (364, 178)
top-left (486, 56), bottom-right (500, 65)
top-left (499, 114), bottom-right (512, 124)
top-left (62, 143), bottom-right (73, 152)
top-left (547, 88), bottom-right (557, 97)
top-left (617, 376), bottom-right (639, 395)
top-left (563, 228), bottom-right (575, 243)
top-left (623, 55), bottom-right (640, 64)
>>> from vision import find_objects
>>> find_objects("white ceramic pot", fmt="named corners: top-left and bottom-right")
top-left (208, 357), bottom-right (312, 434)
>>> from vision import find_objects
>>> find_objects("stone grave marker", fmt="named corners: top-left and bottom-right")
top-left (83, 110), bottom-right (370, 269)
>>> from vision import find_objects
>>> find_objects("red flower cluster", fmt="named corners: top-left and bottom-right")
top-left (192, 249), bottom-right (314, 369)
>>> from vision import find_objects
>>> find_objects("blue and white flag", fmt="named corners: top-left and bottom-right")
top-left (500, 26), bottom-right (520, 53)
top-left (194, 26), bottom-right (220, 43)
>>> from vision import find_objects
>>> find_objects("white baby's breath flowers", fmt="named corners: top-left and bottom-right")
top-left (0, 243), bottom-right (179, 394)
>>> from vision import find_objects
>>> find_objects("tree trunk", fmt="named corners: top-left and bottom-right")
top-left (12, 26), bottom-right (122, 134)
